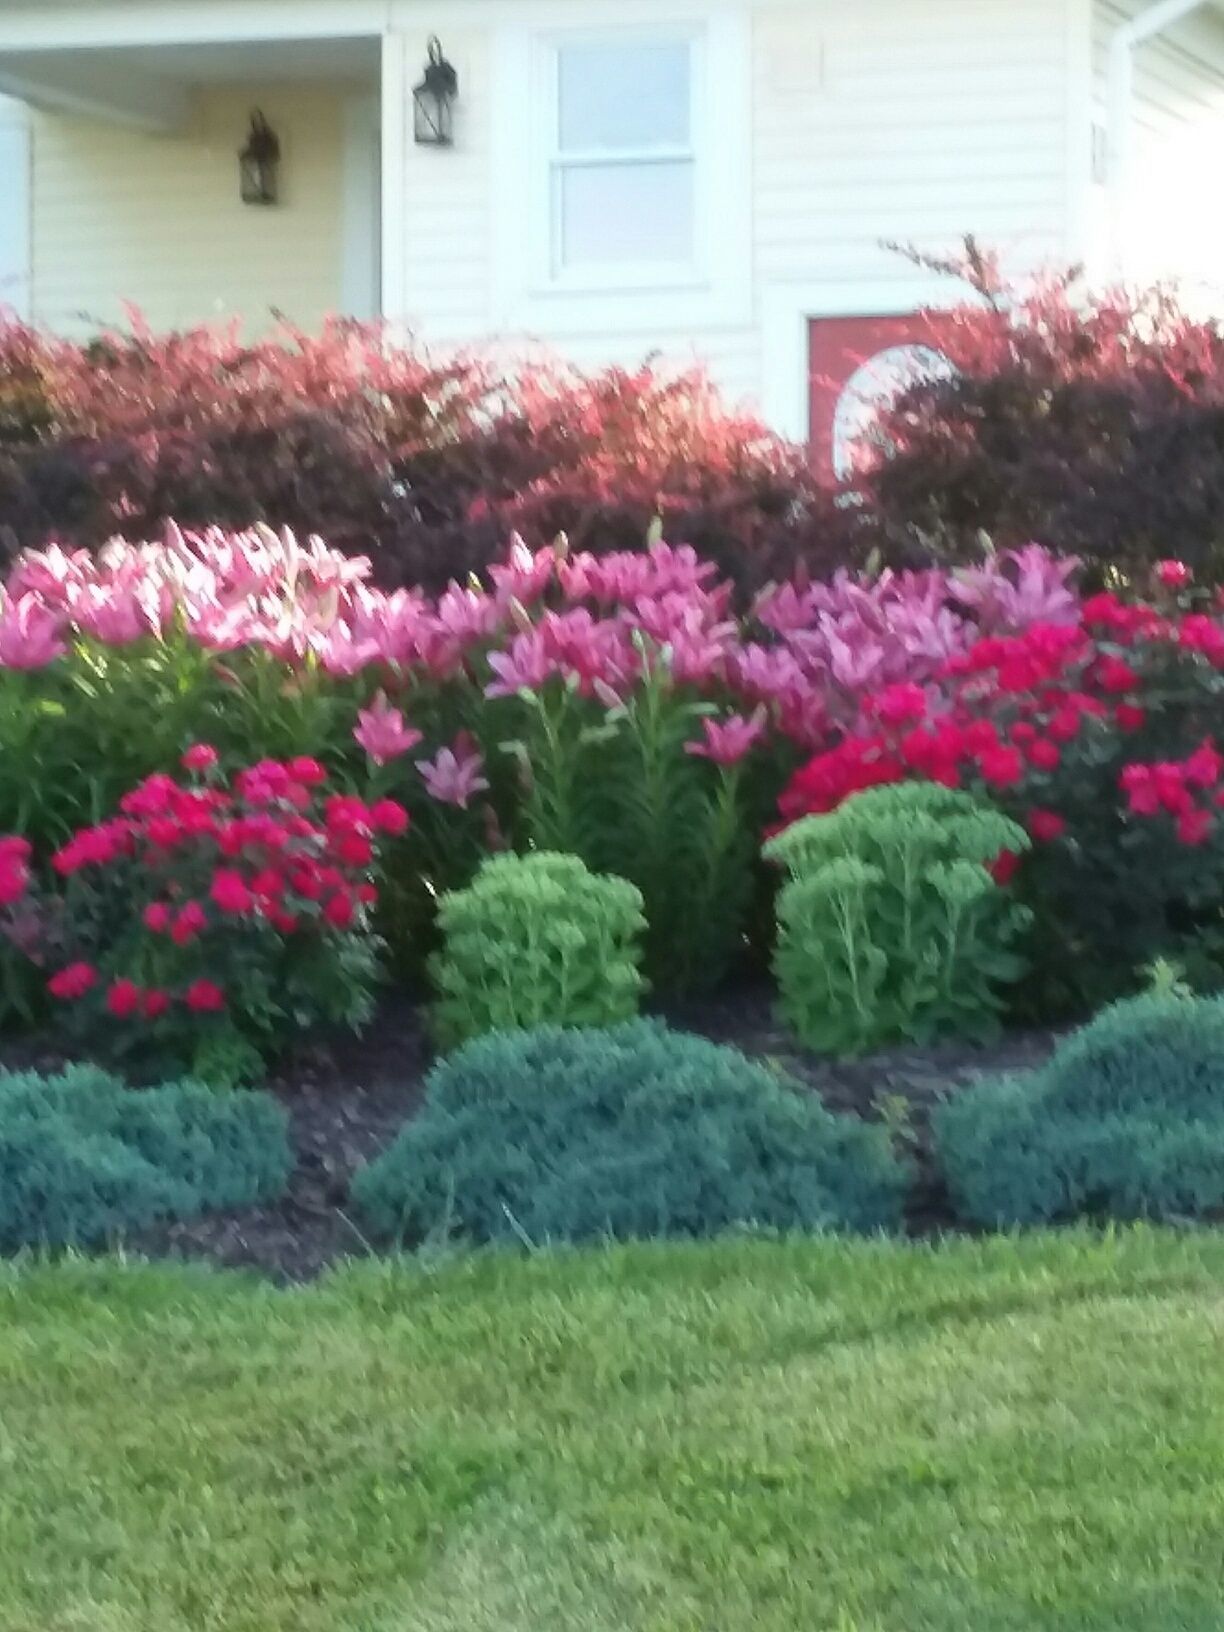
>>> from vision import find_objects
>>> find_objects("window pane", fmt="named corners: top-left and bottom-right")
top-left (558, 41), bottom-right (690, 152)
top-left (558, 160), bottom-right (694, 268)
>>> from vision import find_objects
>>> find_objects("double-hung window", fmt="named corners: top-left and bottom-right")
top-left (546, 33), bottom-right (699, 285)
top-left (491, 11), bottom-right (749, 331)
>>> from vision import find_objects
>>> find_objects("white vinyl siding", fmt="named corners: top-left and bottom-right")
top-left (392, 0), bottom-right (1078, 413)
top-left (0, 96), bottom-right (30, 317)
top-left (1091, 0), bottom-right (1224, 292)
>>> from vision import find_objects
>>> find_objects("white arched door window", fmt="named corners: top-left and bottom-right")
top-left (831, 343), bottom-right (956, 481)
top-left (0, 100), bottom-right (31, 319)
top-left (807, 312), bottom-right (958, 481)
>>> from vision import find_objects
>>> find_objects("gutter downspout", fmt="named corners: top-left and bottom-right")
top-left (1107, 0), bottom-right (1210, 271)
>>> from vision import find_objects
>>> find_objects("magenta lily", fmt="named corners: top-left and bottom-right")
top-left (685, 707), bottom-right (768, 767)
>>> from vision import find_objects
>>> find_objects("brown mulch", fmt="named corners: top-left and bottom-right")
top-left (0, 985), bottom-right (1060, 1283)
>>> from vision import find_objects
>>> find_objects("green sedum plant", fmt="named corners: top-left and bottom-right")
top-left (351, 1019), bottom-right (908, 1246)
top-left (0, 1063), bottom-right (291, 1249)
top-left (936, 989), bottom-right (1224, 1226)
top-left (428, 852), bottom-right (646, 1049)
top-left (764, 783), bottom-right (1032, 1055)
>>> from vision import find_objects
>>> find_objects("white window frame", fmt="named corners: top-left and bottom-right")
top-left (491, 6), bottom-right (750, 336)
top-left (0, 98), bottom-right (31, 321)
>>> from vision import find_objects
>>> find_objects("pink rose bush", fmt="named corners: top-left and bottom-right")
top-left (27, 748), bottom-right (406, 1079)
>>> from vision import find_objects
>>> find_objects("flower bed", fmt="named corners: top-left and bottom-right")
top-left (0, 525), bottom-right (1076, 1010)
top-left (4, 508), bottom-right (1224, 1262)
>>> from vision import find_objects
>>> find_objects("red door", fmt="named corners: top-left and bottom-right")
top-left (807, 312), bottom-right (957, 482)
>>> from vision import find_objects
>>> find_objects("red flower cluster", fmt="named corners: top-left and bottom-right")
top-left (45, 748), bottom-right (408, 1026)
top-left (777, 624), bottom-right (1113, 827)
top-left (0, 836), bottom-right (31, 909)
top-left (778, 599), bottom-right (1205, 859)
top-left (1120, 739), bottom-right (1224, 845)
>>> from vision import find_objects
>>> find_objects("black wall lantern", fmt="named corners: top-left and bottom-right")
top-left (239, 110), bottom-right (281, 205)
top-left (413, 37), bottom-right (458, 146)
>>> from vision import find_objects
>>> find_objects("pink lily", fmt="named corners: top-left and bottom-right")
top-left (73, 583), bottom-right (167, 645)
top-left (6, 543), bottom-right (92, 607)
top-left (488, 536), bottom-right (557, 605)
top-left (354, 694), bottom-right (423, 764)
top-left (0, 594), bottom-right (68, 669)
top-left (754, 580), bottom-right (821, 635)
top-left (685, 707), bottom-right (768, 767)
top-left (313, 622), bottom-right (382, 678)
top-left (485, 631), bottom-right (556, 698)
top-left (416, 733), bottom-right (490, 808)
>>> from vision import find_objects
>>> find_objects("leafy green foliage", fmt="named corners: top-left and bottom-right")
top-left (0, 1063), bottom-right (290, 1248)
top-left (428, 853), bottom-right (646, 1050)
top-left (764, 783), bottom-right (1032, 1054)
top-left (503, 659), bottom-right (770, 993)
top-left (351, 1019), bottom-right (907, 1245)
top-left (936, 990), bottom-right (1224, 1225)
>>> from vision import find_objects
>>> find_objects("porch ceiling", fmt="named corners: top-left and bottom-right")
top-left (0, 34), bottom-right (379, 131)
top-left (92, 36), bottom-right (381, 83)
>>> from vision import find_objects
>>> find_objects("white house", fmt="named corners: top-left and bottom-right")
top-left (0, 0), bottom-right (1223, 456)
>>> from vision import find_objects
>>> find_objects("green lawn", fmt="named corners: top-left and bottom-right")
top-left (3, 1232), bottom-right (1224, 1630)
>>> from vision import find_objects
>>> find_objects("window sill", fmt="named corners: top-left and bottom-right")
top-left (495, 276), bottom-right (749, 339)
top-left (528, 267), bottom-right (709, 300)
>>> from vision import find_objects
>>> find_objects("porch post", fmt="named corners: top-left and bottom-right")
top-left (379, 31), bottom-right (408, 332)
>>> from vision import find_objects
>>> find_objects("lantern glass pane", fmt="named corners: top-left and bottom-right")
top-left (414, 87), bottom-right (452, 144)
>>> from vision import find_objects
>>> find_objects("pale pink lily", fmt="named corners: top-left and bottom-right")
top-left (183, 600), bottom-right (268, 652)
top-left (312, 622), bottom-right (383, 678)
top-left (296, 533), bottom-right (372, 591)
top-left (6, 543), bottom-right (91, 607)
top-left (416, 733), bottom-right (490, 808)
top-left (685, 707), bottom-right (768, 767)
top-left (354, 694), bottom-right (423, 764)
top-left (73, 583), bottom-right (168, 645)
top-left (0, 594), bottom-right (68, 669)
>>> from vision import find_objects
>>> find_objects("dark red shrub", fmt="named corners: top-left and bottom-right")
top-left (0, 316), bottom-right (848, 597)
top-left (858, 240), bottom-right (1224, 586)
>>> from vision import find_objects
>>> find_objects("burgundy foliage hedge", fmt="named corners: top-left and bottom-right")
top-left (860, 242), bottom-right (1224, 585)
top-left (0, 315), bottom-right (849, 596)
